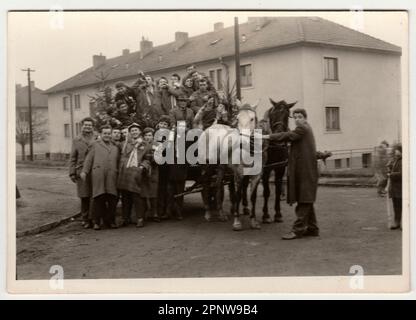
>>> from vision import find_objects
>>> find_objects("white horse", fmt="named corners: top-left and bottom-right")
top-left (197, 103), bottom-right (264, 231)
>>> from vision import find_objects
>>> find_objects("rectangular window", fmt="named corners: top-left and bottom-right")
top-left (63, 96), bottom-right (69, 111)
top-left (74, 94), bottom-right (81, 109)
top-left (335, 159), bottom-right (342, 169)
top-left (208, 68), bottom-right (224, 91)
top-left (362, 153), bottom-right (372, 168)
top-left (324, 57), bottom-right (338, 81)
top-left (64, 124), bottom-right (70, 138)
top-left (326, 107), bottom-right (340, 131)
top-left (346, 158), bottom-right (350, 168)
top-left (240, 64), bottom-right (252, 87)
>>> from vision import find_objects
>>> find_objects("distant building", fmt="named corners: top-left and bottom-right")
top-left (45, 16), bottom-right (401, 168)
top-left (16, 81), bottom-right (49, 160)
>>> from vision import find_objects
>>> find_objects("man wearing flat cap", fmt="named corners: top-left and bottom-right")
top-left (117, 122), bottom-right (152, 227)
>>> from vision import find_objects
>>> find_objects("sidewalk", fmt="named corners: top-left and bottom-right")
top-left (16, 167), bottom-right (79, 236)
top-left (319, 176), bottom-right (375, 188)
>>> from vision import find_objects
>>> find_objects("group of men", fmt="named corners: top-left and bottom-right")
top-left (69, 65), bottom-right (401, 240)
top-left (95, 65), bottom-right (232, 133)
top-left (69, 66), bottom-right (233, 230)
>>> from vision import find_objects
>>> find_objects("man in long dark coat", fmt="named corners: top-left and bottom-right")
top-left (266, 108), bottom-right (319, 240)
top-left (69, 117), bottom-right (96, 228)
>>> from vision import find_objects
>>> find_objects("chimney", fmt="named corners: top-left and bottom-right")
top-left (248, 16), bottom-right (270, 30)
top-left (16, 84), bottom-right (22, 91)
top-left (93, 53), bottom-right (106, 68)
top-left (30, 80), bottom-right (35, 90)
top-left (122, 49), bottom-right (130, 56)
top-left (214, 22), bottom-right (224, 32)
top-left (174, 31), bottom-right (188, 51)
top-left (140, 37), bottom-right (153, 59)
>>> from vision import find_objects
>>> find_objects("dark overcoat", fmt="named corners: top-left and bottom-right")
top-left (117, 139), bottom-right (152, 194)
top-left (82, 140), bottom-right (120, 198)
top-left (135, 86), bottom-right (156, 111)
top-left (69, 134), bottom-right (95, 198)
top-left (388, 156), bottom-right (402, 198)
top-left (154, 88), bottom-right (173, 116)
top-left (270, 123), bottom-right (318, 205)
top-left (169, 106), bottom-right (195, 129)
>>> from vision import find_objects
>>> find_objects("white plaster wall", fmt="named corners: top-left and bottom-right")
top-left (301, 46), bottom-right (401, 152)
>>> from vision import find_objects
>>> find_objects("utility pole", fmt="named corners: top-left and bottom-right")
top-left (234, 17), bottom-right (241, 101)
top-left (21, 68), bottom-right (35, 161)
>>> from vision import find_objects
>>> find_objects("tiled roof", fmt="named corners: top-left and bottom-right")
top-left (45, 16), bottom-right (401, 94)
top-left (16, 86), bottom-right (48, 108)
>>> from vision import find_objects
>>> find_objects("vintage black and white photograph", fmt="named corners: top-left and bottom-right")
top-left (7, 9), bottom-right (409, 293)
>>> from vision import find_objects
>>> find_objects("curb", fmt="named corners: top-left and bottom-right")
top-left (16, 164), bottom-right (67, 171)
top-left (318, 182), bottom-right (375, 188)
top-left (16, 212), bottom-right (81, 238)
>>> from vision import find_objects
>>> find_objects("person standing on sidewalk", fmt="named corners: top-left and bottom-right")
top-left (81, 125), bottom-right (120, 230)
top-left (264, 108), bottom-right (320, 240)
top-left (69, 117), bottom-right (96, 229)
top-left (387, 143), bottom-right (402, 230)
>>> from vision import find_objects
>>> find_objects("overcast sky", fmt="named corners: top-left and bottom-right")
top-left (8, 11), bottom-right (407, 90)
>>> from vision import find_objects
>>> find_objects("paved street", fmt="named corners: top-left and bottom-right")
top-left (16, 167), bottom-right (78, 233)
top-left (15, 167), bottom-right (402, 279)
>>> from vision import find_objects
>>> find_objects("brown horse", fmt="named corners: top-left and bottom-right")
top-left (261, 99), bottom-right (296, 223)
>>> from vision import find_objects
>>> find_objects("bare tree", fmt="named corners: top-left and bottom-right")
top-left (16, 111), bottom-right (48, 160)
